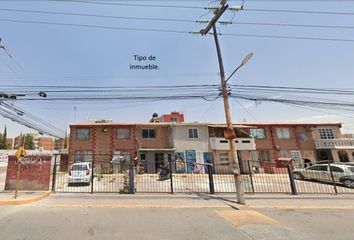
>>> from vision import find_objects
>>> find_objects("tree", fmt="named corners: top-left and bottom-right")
top-left (0, 133), bottom-right (6, 149)
top-left (23, 134), bottom-right (35, 150)
top-left (64, 133), bottom-right (68, 149)
top-left (0, 126), bottom-right (7, 149)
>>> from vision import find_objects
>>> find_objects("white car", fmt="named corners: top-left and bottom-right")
top-left (292, 163), bottom-right (354, 185)
top-left (68, 162), bottom-right (91, 186)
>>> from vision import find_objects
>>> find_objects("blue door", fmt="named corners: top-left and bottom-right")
top-left (203, 152), bottom-right (214, 173)
top-left (185, 150), bottom-right (196, 173)
top-left (175, 152), bottom-right (186, 173)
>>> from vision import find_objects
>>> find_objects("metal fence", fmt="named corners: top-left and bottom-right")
top-left (51, 154), bottom-right (354, 195)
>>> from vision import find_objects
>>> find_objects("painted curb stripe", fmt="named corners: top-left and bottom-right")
top-left (0, 192), bottom-right (51, 205)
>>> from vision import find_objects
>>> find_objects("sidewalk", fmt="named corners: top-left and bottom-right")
top-left (38, 192), bottom-right (354, 210)
top-left (0, 191), bottom-right (51, 205)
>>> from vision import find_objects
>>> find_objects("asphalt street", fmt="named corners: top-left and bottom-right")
top-left (1, 194), bottom-right (354, 240)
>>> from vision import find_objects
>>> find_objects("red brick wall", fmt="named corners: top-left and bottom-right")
top-left (136, 125), bottom-right (172, 149)
top-left (38, 137), bottom-right (54, 150)
top-left (69, 125), bottom-right (137, 163)
top-left (162, 112), bottom-right (184, 123)
top-left (59, 154), bottom-right (69, 172)
top-left (5, 155), bottom-right (52, 191)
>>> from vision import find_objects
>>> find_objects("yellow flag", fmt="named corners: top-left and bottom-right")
top-left (15, 146), bottom-right (26, 161)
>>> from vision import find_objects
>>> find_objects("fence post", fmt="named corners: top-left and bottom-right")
top-left (327, 161), bottom-right (338, 195)
top-left (51, 154), bottom-right (57, 193)
top-left (91, 160), bottom-right (94, 194)
top-left (287, 164), bottom-right (298, 195)
top-left (247, 160), bottom-right (255, 194)
top-left (128, 162), bottom-right (135, 194)
top-left (169, 159), bottom-right (174, 194)
top-left (207, 164), bottom-right (215, 194)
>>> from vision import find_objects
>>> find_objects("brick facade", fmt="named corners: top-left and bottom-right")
top-left (5, 155), bottom-right (52, 191)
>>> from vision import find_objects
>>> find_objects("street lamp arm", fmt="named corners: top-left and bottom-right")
top-left (225, 52), bottom-right (253, 83)
top-left (225, 64), bottom-right (243, 83)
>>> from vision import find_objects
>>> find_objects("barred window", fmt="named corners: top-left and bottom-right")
top-left (319, 129), bottom-right (335, 139)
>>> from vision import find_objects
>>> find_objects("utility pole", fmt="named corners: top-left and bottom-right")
top-left (200, 0), bottom-right (245, 204)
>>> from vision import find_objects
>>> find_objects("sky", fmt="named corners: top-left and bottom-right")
top-left (1, 0), bottom-right (354, 138)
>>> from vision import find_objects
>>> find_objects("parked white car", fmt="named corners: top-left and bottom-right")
top-left (292, 163), bottom-right (354, 187)
top-left (68, 162), bottom-right (91, 186)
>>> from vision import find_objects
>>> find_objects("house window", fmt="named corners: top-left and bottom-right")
top-left (74, 151), bottom-right (93, 162)
top-left (76, 128), bottom-right (90, 140)
top-left (142, 129), bottom-right (156, 139)
top-left (280, 150), bottom-right (291, 158)
top-left (276, 128), bottom-right (291, 139)
top-left (338, 150), bottom-right (349, 162)
top-left (259, 150), bottom-right (270, 162)
top-left (319, 129), bottom-right (335, 139)
top-left (250, 128), bottom-right (266, 139)
top-left (170, 117), bottom-right (178, 123)
top-left (188, 128), bottom-right (199, 139)
top-left (117, 128), bottom-right (130, 139)
top-left (219, 152), bottom-right (229, 163)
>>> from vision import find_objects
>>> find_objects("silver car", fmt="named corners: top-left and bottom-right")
top-left (68, 162), bottom-right (91, 186)
top-left (292, 163), bottom-right (354, 187)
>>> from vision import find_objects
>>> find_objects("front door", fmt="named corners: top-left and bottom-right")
top-left (155, 153), bottom-right (165, 173)
top-left (185, 150), bottom-right (196, 173)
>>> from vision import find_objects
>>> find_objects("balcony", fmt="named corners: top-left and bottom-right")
top-left (316, 139), bottom-right (354, 149)
top-left (209, 137), bottom-right (256, 151)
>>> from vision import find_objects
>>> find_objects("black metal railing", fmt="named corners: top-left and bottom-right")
top-left (51, 154), bottom-right (354, 195)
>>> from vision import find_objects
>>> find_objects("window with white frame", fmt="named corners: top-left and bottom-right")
top-left (117, 128), bottom-right (130, 139)
top-left (276, 128), bottom-right (291, 139)
top-left (250, 128), bottom-right (266, 139)
top-left (188, 128), bottom-right (199, 139)
top-left (319, 129), bottom-right (335, 139)
top-left (76, 128), bottom-right (90, 140)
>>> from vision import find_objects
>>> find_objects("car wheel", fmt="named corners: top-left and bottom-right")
top-left (293, 172), bottom-right (303, 180)
top-left (343, 180), bottom-right (354, 188)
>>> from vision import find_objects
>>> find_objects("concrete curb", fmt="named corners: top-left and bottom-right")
top-left (0, 192), bottom-right (51, 206)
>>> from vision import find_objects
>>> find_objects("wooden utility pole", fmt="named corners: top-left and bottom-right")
top-left (200, 1), bottom-right (245, 204)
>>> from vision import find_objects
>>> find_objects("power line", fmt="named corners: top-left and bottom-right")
top-left (221, 32), bottom-right (354, 42)
top-left (0, 18), bottom-right (189, 34)
top-left (0, 8), bottom-right (195, 23)
top-left (1, 8), bottom-right (354, 30)
top-left (1, 17), bottom-right (354, 43)
top-left (52, 0), bottom-right (203, 9)
top-left (244, 7), bottom-right (354, 16)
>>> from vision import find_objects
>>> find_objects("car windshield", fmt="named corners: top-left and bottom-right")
top-left (71, 165), bottom-right (88, 171)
